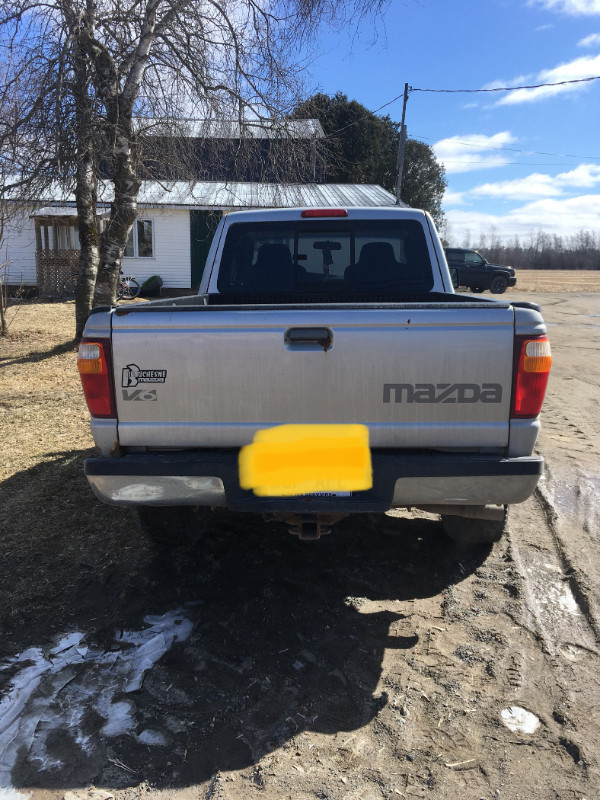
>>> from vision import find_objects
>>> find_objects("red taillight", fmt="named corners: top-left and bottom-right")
top-left (77, 338), bottom-right (116, 418)
top-left (511, 335), bottom-right (552, 418)
top-left (301, 208), bottom-right (348, 218)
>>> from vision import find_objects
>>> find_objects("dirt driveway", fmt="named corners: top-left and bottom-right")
top-left (1, 287), bottom-right (599, 800)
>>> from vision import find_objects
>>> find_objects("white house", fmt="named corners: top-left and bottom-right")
top-left (2, 180), bottom-right (399, 293)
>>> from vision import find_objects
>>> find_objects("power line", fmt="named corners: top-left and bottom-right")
top-left (410, 75), bottom-right (600, 93)
top-left (322, 75), bottom-right (600, 149)
top-left (413, 135), bottom-right (600, 162)
top-left (325, 93), bottom-right (405, 137)
top-left (441, 159), bottom-right (593, 166)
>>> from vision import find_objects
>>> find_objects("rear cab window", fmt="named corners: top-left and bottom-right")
top-left (445, 249), bottom-right (465, 264)
top-left (216, 219), bottom-right (434, 296)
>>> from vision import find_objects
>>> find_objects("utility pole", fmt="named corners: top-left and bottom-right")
top-left (395, 83), bottom-right (409, 205)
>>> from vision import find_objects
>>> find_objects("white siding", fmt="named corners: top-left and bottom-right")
top-left (1, 210), bottom-right (37, 286)
top-left (122, 208), bottom-right (191, 288)
top-left (1, 207), bottom-right (191, 289)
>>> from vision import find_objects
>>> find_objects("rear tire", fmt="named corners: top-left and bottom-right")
top-left (137, 506), bottom-right (209, 547)
top-left (441, 506), bottom-right (508, 547)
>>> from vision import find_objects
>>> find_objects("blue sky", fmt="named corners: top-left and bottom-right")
top-left (306, 0), bottom-right (600, 245)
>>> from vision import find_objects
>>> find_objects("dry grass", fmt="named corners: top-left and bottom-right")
top-left (0, 300), bottom-right (146, 655)
top-left (0, 299), bottom-right (92, 482)
top-left (510, 269), bottom-right (600, 293)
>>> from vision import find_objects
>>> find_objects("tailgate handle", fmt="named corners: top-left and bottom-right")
top-left (285, 327), bottom-right (333, 352)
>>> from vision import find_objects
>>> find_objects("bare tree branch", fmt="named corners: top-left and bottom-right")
top-left (1, 0), bottom-right (388, 328)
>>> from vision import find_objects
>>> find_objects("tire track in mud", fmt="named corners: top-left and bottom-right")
top-left (525, 292), bottom-right (600, 648)
top-left (508, 496), bottom-right (600, 790)
top-left (534, 483), bottom-right (600, 644)
top-left (509, 495), bottom-right (599, 661)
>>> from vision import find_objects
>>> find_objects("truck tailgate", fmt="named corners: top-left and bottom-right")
top-left (111, 303), bottom-right (515, 450)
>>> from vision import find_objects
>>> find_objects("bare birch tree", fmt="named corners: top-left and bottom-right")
top-left (1, 0), bottom-right (386, 336)
top-left (0, 4), bottom-right (102, 335)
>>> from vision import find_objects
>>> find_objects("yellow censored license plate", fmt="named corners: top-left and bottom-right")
top-left (239, 424), bottom-right (373, 497)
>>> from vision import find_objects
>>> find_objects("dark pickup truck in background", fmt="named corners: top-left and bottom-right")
top-left (444, 248), bottom-right (517, 294)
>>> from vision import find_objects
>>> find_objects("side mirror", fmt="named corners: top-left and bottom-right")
top-left (449, 268), bottom-right (459, 289)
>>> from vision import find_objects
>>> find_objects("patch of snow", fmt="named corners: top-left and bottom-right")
top-left (557, 587), bottom-right (580, 615)
top-left (0, 610), bottom-right (193, 791)
top-left (0, 639), bottom-right (87, 786)
top-left (49, 633), bottom-right (85, 656)
top-left (542, 579), bottom-right (581, 617)
top-left (501, 706), bottom-right (540, 734)
top-left (101, 701), bottom-right (136, 736)
top-left (137, 729), bottom-right (168, 746)
top-left (0, 789), bottom-right (31, 800)
top-left (117, 612), bottom-right (194, 693)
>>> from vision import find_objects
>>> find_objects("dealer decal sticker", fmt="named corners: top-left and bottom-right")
top-left (122, 363), bottom-right (167, 388)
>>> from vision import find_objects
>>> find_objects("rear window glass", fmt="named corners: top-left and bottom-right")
top-left (217, 220), bottom-right (434, 294)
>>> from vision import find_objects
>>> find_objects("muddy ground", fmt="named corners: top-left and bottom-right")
top-left (1, 282), bottom-right (599, 800)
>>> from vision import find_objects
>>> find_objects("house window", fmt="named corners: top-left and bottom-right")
top-left (56, 225), bottom-right (80, 250)
top-left (124, 219), bottom-right (154, 258)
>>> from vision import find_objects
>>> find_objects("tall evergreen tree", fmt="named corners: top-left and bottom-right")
top-left (293, 92), bottom-right (446, 226)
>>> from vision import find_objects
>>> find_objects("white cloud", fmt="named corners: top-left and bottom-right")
top-left (578, 32), bottom-right (600, 45)
top-left (433, 132), bottom-right (516, 174)
top-left (484, 74), bottom-right (531, 90)
top-left (467, 164), bottom-right (600, 199)
top-left (555, 163), bottom-right (600, 186)
top-left (443, 190), bottom-right (466, 205)
top-left (530, 0), bottom-right (600, 15)
top-left (471, 174), bottom-right (561, 200)
top-left (446, 194), bottom-right (600, 242)
top-left (495, 53), bottom-right (600, 104)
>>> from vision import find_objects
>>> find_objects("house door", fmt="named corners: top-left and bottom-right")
top-left (190, 210), bottom-right (222, 288)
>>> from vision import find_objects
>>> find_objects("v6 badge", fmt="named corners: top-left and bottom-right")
top-left (122, 388), bottom-right (158, 401)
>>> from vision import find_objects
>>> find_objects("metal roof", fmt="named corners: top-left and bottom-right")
top-left (21, 181), bottom-right (402, 213)
top-left (135, 181), bottom-right (400, 209)
top-left (31, 206), bottom-right (110, 219)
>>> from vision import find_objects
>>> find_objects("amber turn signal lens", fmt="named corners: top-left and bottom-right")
top-left (523, 339), bottom-right (552, 373)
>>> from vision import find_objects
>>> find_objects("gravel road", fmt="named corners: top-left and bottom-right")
top-left (1, 293), bottom-right (599, 800)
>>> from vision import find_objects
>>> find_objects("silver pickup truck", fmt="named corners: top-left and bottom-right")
top-left (78, 207), bottom-right (551, 546)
